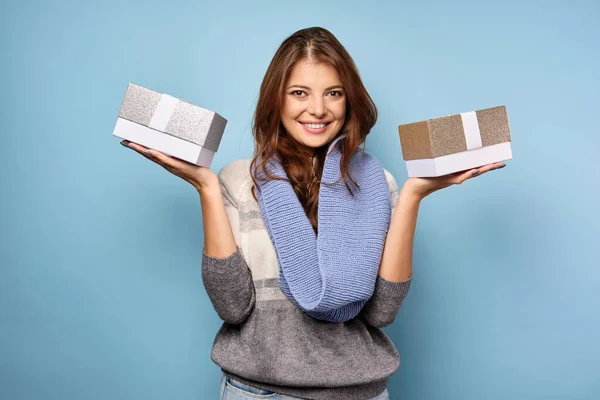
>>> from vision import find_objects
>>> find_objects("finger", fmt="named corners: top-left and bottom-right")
top-left (143, 148), bottom-right (197, 172)
top-left (488, 162), bottom-right (506, 171)
top-left (121, 141), bottom-right (198, 178)
top-left (473, 162), bottom-right (506, 176)
top-left (442, 168), bottom-right (478, 185)
top-left (458, 169), bottom-right (479, 184)
top-left (122, 141), bottom-right (168, 163)
top-left (465, 162), bottom-right (506, 181)
top-left (123, 140), bottom-right (150, 153)
top-left (445, 162), bottom-right (506, 185)
top-left (121, 142), bottom-right (171, 170)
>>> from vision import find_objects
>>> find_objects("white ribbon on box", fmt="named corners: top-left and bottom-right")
top-left (459, 111), bottom-right (483, 150)
top-left (148, 94), bottom-right (179, 131)
top-left (145, 94), bottom-right (180, 157)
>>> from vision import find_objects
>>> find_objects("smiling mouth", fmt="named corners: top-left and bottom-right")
top-left (300, 122), bottom-right (331, 129)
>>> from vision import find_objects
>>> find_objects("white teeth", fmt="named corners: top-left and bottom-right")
top-left (304, 123), bottom-right (326, 129)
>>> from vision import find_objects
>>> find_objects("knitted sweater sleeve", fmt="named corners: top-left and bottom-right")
top-left (359, 169), bottom-right (412, 328)
top-left (201, 160), bottom-right (256, 325)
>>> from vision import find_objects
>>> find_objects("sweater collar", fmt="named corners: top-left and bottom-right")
top-left (326, 134), bottom-right (347, 156)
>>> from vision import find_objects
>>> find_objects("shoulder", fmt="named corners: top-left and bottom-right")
top-left (217, 158), bottom-right (252, 207)
top-left (382, 168), bottom-right (399, 193)
top-left (382, 167), bottom-right (400, 209)
top-left (217, 158), bottom-right (252, 184)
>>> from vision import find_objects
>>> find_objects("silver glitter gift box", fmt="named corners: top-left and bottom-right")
top-left (112, 83), bottom-right (227, 167)
top-left (397, 105), bottom-right (512, 177)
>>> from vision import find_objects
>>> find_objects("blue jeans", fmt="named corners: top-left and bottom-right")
top-left (219, 374), bottom-right (390, 400)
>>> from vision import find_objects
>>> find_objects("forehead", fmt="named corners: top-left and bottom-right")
top-left (287, 60), bottom-right (342, 87)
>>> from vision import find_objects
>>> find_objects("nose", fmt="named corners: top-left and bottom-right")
top-left (307, 96), bottom-right (327, 118)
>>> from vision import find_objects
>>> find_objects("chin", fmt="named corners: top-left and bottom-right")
top-left (297, 135), bottom-right (333, 149)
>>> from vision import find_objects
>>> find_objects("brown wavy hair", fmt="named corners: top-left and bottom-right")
top-left (250, 27), bottom-right (377, 234)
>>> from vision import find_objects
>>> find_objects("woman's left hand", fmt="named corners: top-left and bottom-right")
top-left (401, 161), bottom-right (506, 201)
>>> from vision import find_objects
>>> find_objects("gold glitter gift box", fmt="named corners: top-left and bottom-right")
top-left (112, 83), bottom-right (227, 167)
top-left (398, 105), bottom-right (512, 177)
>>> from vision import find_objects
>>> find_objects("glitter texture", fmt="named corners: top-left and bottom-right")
top-left (476, 106), bottom-right (512, 147)
top-left (117, 83), bottom-right (227, 149)
top-left (429, 114), bottom-right (467, 157)
top-left (165, 101), bottom-right (213, 149)
top-left (397, 121), bottom-right (434, 160)
top-left (118, 83), bottom-right (161, 126)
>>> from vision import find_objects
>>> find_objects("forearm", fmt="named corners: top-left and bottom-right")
top-left (199, 187), bottom-right (237, 258)
top-left (359, 186), bottom-right (417, 327)
top-left (199, 184), bottom-right (255, 324)
top-left (377, 188), bottom-right (422, 282)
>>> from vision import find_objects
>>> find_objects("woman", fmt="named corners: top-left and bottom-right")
top-left (122, 27), bottom-right (504, 400)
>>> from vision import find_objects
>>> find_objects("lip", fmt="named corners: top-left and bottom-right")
top-left (298, 121), bottom-right (331, 134)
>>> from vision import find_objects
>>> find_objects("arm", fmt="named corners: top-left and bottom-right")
top-left (359, 170), bottom-right (417, 328)
top-left (359, 159), bottom-right (507, 328)
top-left (200, 161), bottom-right (256, 325)
top-left (377, 181), bottom-right (420, 283)
top-left (120, 141), bottom-right (255, 324)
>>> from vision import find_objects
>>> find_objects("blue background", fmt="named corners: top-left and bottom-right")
top-left (1, 0), bottom-right (599, 399)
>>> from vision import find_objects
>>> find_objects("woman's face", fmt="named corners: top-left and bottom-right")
top-left (281, 60), bottom-right (346, 150)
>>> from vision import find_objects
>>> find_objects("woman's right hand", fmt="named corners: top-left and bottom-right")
top-left (121, 140), bottom-right (220, 194)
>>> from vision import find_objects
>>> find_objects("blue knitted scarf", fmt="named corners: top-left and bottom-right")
top-left (254, 135), bottom-right (391, 322)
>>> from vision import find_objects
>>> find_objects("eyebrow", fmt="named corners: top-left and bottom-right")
top-left (287, 84), bottom-right (345, 91)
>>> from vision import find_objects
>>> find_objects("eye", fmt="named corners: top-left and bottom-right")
top-left (328, 90), bottom-right (344, 97)
top-left (290, 90), bottom-right (306, 97)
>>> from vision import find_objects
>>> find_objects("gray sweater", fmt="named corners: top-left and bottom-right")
top-left (202, 159), bottom-right (412, 400)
